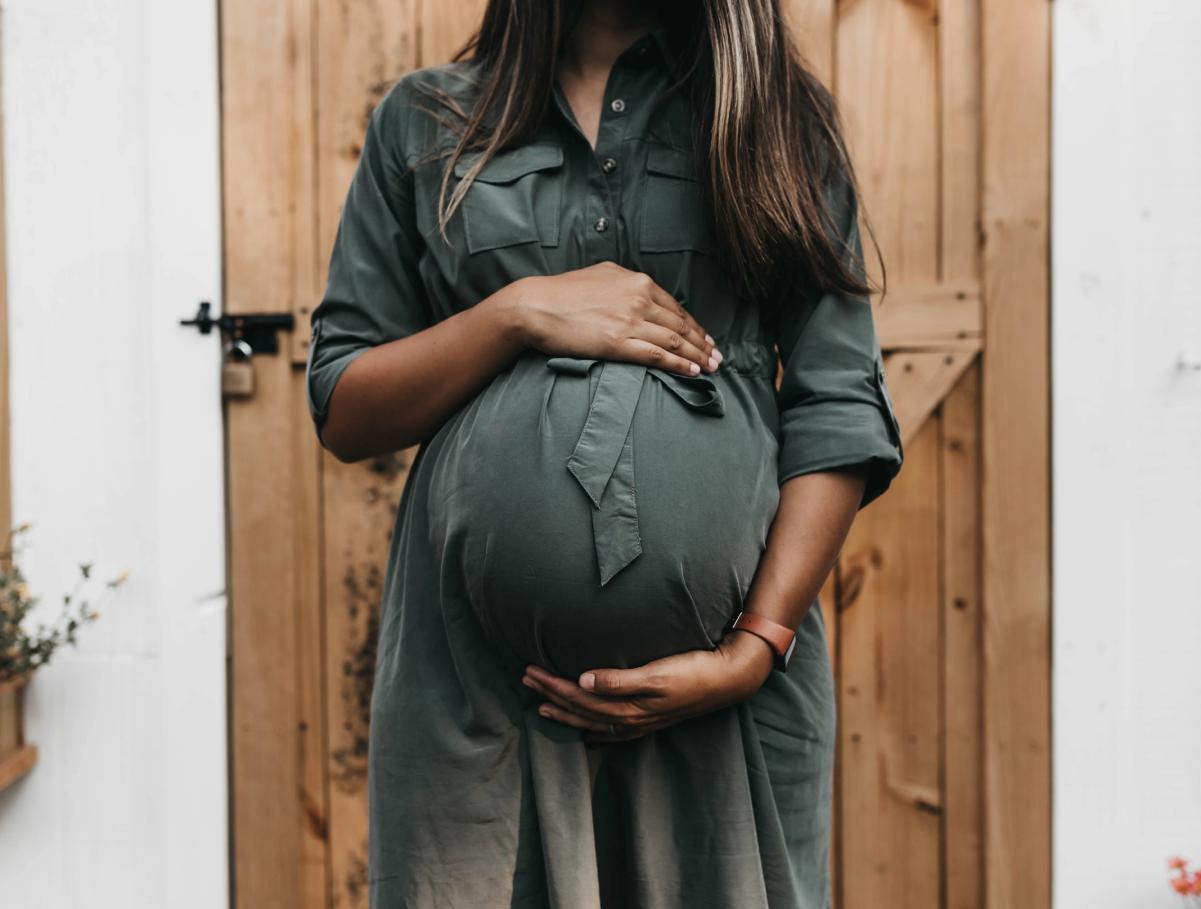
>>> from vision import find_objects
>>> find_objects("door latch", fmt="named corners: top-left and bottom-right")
top-left (179, 300), bottom-right (295, 355)
top-left (181, 301), bottom-right (296, 399)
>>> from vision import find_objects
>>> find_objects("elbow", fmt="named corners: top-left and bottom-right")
top-left (316, 411), bottom-right (425, 463)
top-left (316, 419), bottom-right (362, 464)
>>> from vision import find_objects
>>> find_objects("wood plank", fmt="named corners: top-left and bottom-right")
top-left (313, 5), bottom-right (418, 905)
top-left (883, 349), bottom-right (979, 449)
top-left (221, 0), bottom-right (327, 904)
top-left (321, 452), bottom-right (413, 908)
top-left (940, 0), bottom-right (982, 282)
top-left (875, 282), bottom-right (982, 350)
top-left (0, 676), bottom-right (34, 794)
top-left (941, 363), bottom-right (984, 909)
top-left (838, 0), bottom-right (940, 288)
top-left (0, 681), bottom-right (20, 750)
top-left (0, 744), bottom-right (37, 792)
top-left (819, 567), bottom-right (840, 907)
top-left (782, 8), bottom-right (840, 901)
top-left (838, 418), bottom-right (942, 909)
top-left (418, 0), bottom-right (487, 67)
top-left (783, 0), bottom-right (836, 85)
top-left (980, 0), bottom-right (1052, 907)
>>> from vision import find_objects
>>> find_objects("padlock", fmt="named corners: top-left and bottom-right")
top-left (222, 337), bottom-right (256, 398)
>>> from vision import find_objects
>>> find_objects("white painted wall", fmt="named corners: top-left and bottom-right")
top-left (0, 1), bottom-right (228, 907)
top-left (1053, 2), bottom-right (1201, 907)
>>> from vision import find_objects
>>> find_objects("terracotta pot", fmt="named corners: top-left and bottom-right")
top-left (0, 672), bottom-right (38, 792)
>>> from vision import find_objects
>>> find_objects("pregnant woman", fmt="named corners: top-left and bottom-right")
top-left (305, 0), bottom-right (903, 905)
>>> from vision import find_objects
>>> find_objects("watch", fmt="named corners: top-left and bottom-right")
top-left (728, 611), bottom-right (797, 673)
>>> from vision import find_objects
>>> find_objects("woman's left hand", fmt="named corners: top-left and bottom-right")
top-left (522, 629), bottom-right (776, 744)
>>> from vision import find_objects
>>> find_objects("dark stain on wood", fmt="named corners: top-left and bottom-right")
top-left (840, 564), bottom-right (864, 612)
top-left (332, 562), bottom-right (382, 793)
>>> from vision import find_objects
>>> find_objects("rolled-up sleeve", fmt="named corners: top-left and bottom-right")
top-left (771, 173), bottom-right (904, 508)
top-left (305, 80), bottom-right (433, 449)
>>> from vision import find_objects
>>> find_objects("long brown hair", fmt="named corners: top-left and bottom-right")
top-left (415, 0), bottom-right (881, 304)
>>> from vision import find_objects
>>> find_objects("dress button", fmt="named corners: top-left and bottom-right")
top-left (602, 157), bottom-right (617, 174)
top-left (594, 217), bottom-right (609, 233)
top-left (610, 98), bottom-right (626, 113)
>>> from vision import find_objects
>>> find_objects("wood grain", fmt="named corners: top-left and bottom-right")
top-left (312, 4), bottom-right (417, 905)
top-left (942, 363), bottom-right (984, 909)
top-left (838, 420), bottom-right (943, 909)
top-left (884, 349), bottom-right (979, 448)
top-left (875, 283), bottom-right (982, 351)
top-left (838, 0), bottom-right (940, 288)
top-left (221, 0), bottom-right (327, 904)
top-left (980, 0), bottom-right (1052, 907)
top-left (418, 0), bottom-right (486, 67)
top-left (784, 0), bottom-right (837, 85)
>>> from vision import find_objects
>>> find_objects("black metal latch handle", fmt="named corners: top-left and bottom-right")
top-left (179, 301), bottom-right (295, 355)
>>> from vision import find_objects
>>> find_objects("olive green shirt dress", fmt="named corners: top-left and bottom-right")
top-left (305, 26), bottom-right (903, 909)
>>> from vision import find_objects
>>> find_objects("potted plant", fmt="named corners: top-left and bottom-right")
top-left (0, 523), bottom-right (127, 792)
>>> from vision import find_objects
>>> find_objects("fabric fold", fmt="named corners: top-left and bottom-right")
top-left (546, 357), bottom-right (726, 586)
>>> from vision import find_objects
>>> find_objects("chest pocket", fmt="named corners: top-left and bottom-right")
top-left (640, 144), bottom-right (716, 255)
top-left (454, 143), bottom-right (564, 254)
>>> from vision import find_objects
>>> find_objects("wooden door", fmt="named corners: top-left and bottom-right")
top-left (220, 2), bottom-right (1049, 907)
top-left (789, 2), bottom-right (1051, 908)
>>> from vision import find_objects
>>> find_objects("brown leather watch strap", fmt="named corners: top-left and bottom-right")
top-left (729, 611), bottom-right (797, 672)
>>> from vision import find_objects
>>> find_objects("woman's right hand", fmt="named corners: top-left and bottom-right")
top-left (507, 262), bottom-right (723, 376)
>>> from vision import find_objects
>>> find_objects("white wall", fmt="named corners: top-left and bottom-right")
top-left (1053, 2), bottom-right (1201, 906)
top-left (0, 1), bottom-right (228, 907)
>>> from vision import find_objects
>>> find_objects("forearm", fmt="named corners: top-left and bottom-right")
top-left (319, 280), bottom-right (532, 461)
top-left (726, 465), bottom-right (869, 677)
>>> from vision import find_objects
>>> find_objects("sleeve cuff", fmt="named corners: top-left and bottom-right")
top-left (776, 398), bottom-right (904, 509)
top-left (304, 319), bottom-right (371, 449)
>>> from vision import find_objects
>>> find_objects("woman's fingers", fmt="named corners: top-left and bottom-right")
top-left (578, 664), bottom-right (665, 698)
top-left (631, 322), bottom-right (714, 373)
top-left (644, 281), bottom-right (714, 349)
top-left (640, 297), bottom-right (720, 371)
top-left (536, 703), bottom-right (662, 742)
top-left (523, 666), bottom-right (654, 725)
top-left (619, 338), bottom-right (704, 377)
top-left (525, 674), bottom-right (639, 726)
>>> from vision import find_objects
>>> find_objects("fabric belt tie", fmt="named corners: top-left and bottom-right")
top-left (545, 357), bottom-right (726, 587)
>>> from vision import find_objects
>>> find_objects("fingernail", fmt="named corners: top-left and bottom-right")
top-left (708, 356), bottom-right (719, 371)
top-left (580, 672), bottom-right (595, 690)
top-left (522, 676), bottom-right (534, 688)
top-left (689, 362), bottom-right (700, 375)
top-left (705, 333), bottom-right (715, 345)
top-left (538, 706), bottom-right (551, 717)
top-left (712, 348), bottom-right (723, 363)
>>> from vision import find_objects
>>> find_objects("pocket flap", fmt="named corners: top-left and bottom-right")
top-left (646, 144), bottom-right (699, 181)
top-left (454, 143), bottom-right (564, 183)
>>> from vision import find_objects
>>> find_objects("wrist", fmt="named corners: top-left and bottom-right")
top-left (486, 275), bottom-right (543, 351)
top-left (719, 628), bottom-right (775, 696)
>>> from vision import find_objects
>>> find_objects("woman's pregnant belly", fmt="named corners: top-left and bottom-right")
top-left (426, 350), bottom-right (781, 681)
